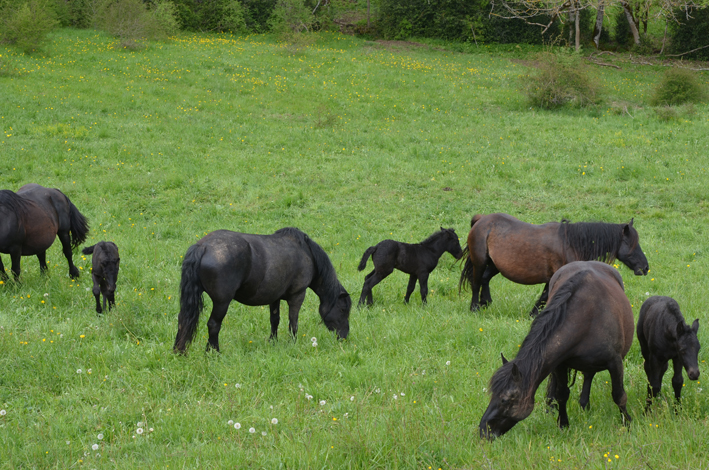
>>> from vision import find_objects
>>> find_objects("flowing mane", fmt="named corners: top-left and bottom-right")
top-left (274, 227), bottom-right (347, 315)
top-left (420, 227), bottom-right (454, 246)
top-left (0, 190), bottom-right (32, 216)
top-left (489, 269), bottom-right (589, 399)
top-left (561, 220), bottom-right (636, 264)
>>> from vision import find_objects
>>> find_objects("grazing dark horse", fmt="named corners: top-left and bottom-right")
top-left (82, 242), bottom-right (120, 314)
top-left (0, 184), bottom-right (89, 280)
top-left (637, 296), bottom-right (700, 410)
top-left (459, 213), bottom-right (649, 315)
top-left (173, 227), bottom-right (351, 353)
top-left (357, 227), bottom-right (463, 306)
top-left (479, 261), bottom-right (634, 439)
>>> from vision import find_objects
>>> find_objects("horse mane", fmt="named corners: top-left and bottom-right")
top-left (489, 269), bottom-right (589, 399)
top-left (561, 220), bottom-right (636, 264)
top-left (274, 227), bottom-right (348, 316)
top-left (420, 227), bottom-right (453, 246)
top-left (0, 190), bottom-right (32, 217)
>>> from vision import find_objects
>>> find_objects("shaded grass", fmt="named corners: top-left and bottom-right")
top-left (0, 29), bottom-right (708, 468)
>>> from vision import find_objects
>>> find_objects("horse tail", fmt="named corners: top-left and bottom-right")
top-left (470, 214), bottom-right (483, 227)
top-left (357, 246), bottom-right (376, 271)
top-left (68, 200), bottom-right (89, 250)
top-left (173, 243), bottom-right (207, 353)
top-left (81, 245), bottom-right (95, 255)
top-left (458, 214), bottom-right (482, 291)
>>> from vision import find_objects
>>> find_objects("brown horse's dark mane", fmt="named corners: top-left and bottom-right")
top-left (0, 190), bottom-right (32, 217)
top-left (489, 269), bottom-right (589, 399)
top-left (561, 220), bottom-right (637, 264)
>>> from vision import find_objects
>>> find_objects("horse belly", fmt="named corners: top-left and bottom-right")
top-left (491, 245), bottom-right (560, 285)
top-left (21, 220), bottom-right (57, 255)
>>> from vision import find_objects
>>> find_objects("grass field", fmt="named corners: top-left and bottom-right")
top-left (0, 28), bottom-right (708, 468)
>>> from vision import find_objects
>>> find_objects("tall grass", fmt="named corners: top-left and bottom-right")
top-left (0, 30), bottom-right (708, 468)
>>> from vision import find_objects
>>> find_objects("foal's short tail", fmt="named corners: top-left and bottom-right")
top-left (81, 245), bottom-right (95, 255)
top-left (173, 243), bottom-right (207, 354)
top-left (357, 246), bottom-right (377, 271)
top-left (68, 200), bottom-right (90, 250)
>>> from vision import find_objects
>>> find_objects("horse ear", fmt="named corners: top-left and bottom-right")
top-left (440, 226), bottom-right (444, 231)
top-left (692, 319), bottom-right (699, 333)
top-left (501, 353), bottom-right (508, 365)
top-left (511, 364), bottom-right (522, 384)
top-left (629, 218), bottom-right (634, 227)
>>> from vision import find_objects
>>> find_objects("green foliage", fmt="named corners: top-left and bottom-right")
top-left (94, 0), bottom-right (178, 44)
top-left (614, 7), bottom-right (632, 46)
top-left (169, 0), bottom-right (250, 32)
top-left (523, 52), bottom-right (600, 109)
top-left (650, 67), bottom-right (705, 106)
top-left (669, 6), bottom-right (709, 60)
top-left (377, 0), bottom-right (559, 44)
top-left (268, 0), bottom-right (315, 51)
top-left (0, 0), bottom-right (59, 54)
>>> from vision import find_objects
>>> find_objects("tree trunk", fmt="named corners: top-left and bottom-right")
top-left (575, 3), bottom-right (580, 51)
top-left (620, 1), bottom-right (641, 45)
top-left (569, 10), bottom-right (575, 44)
top-left (592, 2), bottom-right (604, 49)
top-left (367, 0), bottom-right (370, 29)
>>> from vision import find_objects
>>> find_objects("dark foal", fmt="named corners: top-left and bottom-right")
top-left (637, 296), bottom-right (700, 410)
top-left (82, 242), bottom-right (120, 314)
top-left (357, 227), bottom-right (463, 306)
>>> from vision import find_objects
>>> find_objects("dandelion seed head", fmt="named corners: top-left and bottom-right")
top-left (97, 433), bottom-right (103, 440)
top-left (92, 444), bottom-right (99, 451)
top-left (136, 428), bottom-right (144, 435)
top-left (271, 418), bottom-right (278, 424)
top-left (249, 427), bottom-right (256, 433)
top-left (319, 400), bottom-right (326, 406)
top-left (234, 423), bottom-right (241, 429)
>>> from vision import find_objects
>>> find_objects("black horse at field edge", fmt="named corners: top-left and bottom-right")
top-left (173, 227), bottom-right (351, 353)
top-left (460, 213), bottom-right (649, 315)
top-left (83, 242), bottom-right (120, 314)
top-left (0, 184), bottom-right (89, 280)
top-left (357, 227), bottom-right (463, 306)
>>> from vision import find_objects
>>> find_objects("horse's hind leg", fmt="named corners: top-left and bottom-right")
top-left (479, 264), bottom-right (499, 307)
top-left (0, 256), bottom-right (7, 281)
top-left (579, 372), bottom-right (596, 410)
top-left (205, 301), bottom-right (231, 352)
top-left (643, 356), bottom-right (667, 411)
top-left (269, 301), bottom-right (280, 340)
top-left (404, 274), bottom-right (417, 304)
top-left (529, 283), bottom-right (549, 317)
top-left (360, 269), bottom-right (391, 307)
top-left (358, 270), bottom-right (376, 307)
top-left (92, 275), bottom-right (103, 313)
top-left (608, 356), bottom-right (632, 425)
top-left (417, 272), bottom-right (430, 304)
top-left (57, 231), bottom-right (80, 279)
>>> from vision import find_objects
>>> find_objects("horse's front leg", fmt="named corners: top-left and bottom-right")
top-left (57, 231), bottom-right (80, 279)
top-left (418, 272), bottom-right (430, 304)
top-left (205, 301), bottom-right (231, 352)
top-left (403, 274), bottom-right (417, 304)
top-left (0, 255), bottom-right (7, 281)
top-left (579, 371), bottom-right (596, 410)
top-left (551, 367), bottom-right (571, 428)
top-left (671, 358), bottom-right (685, 403)
top-left (529, 283), bottom-right (549, 317)
top-left (269, 301), bottom-right (280, 340)
top-left (608, 356), bottom-right (632, 426)
top-left (287, 292), bottom-right (307, 339)
top-left (9, 247), bottom-right (22, 280)
top-left (92, 274), bottom-right (103, 313)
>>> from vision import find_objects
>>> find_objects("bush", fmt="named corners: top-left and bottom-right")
top-left (94, 0), bottom-right (178, 44)
top-left (523, 52), bottom-right (600, 109)
top-left (614, 8), bottom-right (632, 46)
top-left (649, 68), bottom-right (705, 106)
top-left (0, 0), bottom-right (59, 54)
top-left (268, 0), bottom-right (315, 51)
top-left (669, 7), bottom-right (709, 60)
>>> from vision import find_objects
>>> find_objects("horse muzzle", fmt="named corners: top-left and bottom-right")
top-left (634, 266), bottom-right (649, 276)
top-left (688, 368), bottom-right (700, 381)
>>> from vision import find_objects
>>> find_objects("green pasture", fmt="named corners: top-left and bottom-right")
top-left (0, 29), bottom-right (708, 468)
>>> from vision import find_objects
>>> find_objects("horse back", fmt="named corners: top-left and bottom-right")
top-left (197, 230), bottom-right (317, 306)
top-left (546, 261), bottom-right (634, 365)
top-left (637, 296), bottom-right (683, 359)
top-left (16, 184), bottom-right (71, 230)
top-left (469, 213), bottom-right (566, 285)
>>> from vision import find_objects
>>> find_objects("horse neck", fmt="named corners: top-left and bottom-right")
top-left (311, 269), bottom-right (341, 308)
top-left (420, 235), bottom-right (448, 257)
top-left (515, 345), bottom-right (559, 399)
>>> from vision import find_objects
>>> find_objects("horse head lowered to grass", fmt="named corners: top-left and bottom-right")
top-left (173, 227), bottom-right (351, 354)
top-left (479, 261), bottom-right (634, 439)
top-left (0, 184), bottom-right (89, 280)
top-left (459, 213), bottom-right (648, 315)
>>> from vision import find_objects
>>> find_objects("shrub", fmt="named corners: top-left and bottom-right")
top-left (268, 0), bottom-right (315, 51)
top-left (0, 0), bottom-right (59, 54)
top-left (649, 68), bottom-right (705, 106)
top-left (523, 52), bottom-right (600, 109)
top-left (669, 7), bottom-right (709, 60)
top-left (94, 0), bottom-right (178, 44)
top-left (614, 7), bottom-right (632, 46)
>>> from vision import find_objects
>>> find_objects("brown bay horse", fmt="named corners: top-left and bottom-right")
top-left (479, 261), bottom-right (634, 439)
top-left (459, 213), bottom-right (649, 314)
top-left (0, 184), bottom-right (89, 280)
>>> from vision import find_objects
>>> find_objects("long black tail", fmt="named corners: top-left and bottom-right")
top-left (68, 200), bottom-right (89, 250)
top-left (357, 246), bottom-right (377, 271)
top-left (457, 214), bottom-right (481, 293)
top-left (82, 245), bottom-right (95, 255)
top-left (173, 243), bottom-right (207, 353)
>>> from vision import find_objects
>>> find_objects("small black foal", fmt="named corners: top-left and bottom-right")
top-left (82, 242), bottom-right (120, 314)
top-left (358, 227), bottom-right (463, 306)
